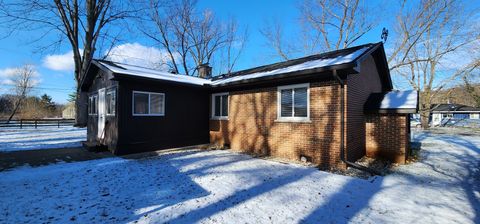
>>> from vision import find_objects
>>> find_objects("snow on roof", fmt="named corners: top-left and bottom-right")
top-left (95, 44), bottom-right (372, 87)
top-left (378, 90), bottom-right (418, 109)
top-left (431, 104), bottom-right (480, 112)
top-left (211, 47), bottom-right (369, 86)
top-left (97, 61), bottom-right (211, 86)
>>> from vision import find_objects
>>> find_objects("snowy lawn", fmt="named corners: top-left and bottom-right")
top-left (0, 126), bottom-right (86, 152)
top-left (0, 130), bottom-right (478, 223)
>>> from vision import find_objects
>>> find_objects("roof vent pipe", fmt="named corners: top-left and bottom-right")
top-left (198, 63), bottom-right (212, 79)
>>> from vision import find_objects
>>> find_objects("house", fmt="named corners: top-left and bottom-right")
top-left (80, 42), bottom-right (418, 169)
top-left (431, 104), bottom-right (480, 127)
top-left (62, 102), bottom-right (76, 119)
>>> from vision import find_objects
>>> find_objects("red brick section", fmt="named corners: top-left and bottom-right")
top-left (210, 81), bottom-right (345, 169)
top-left (365, 114), bottom-right (410, 164)
top-left (210, 55), bottom-right (397, 169)
top-left (345, 55), bottom-right (383, 162)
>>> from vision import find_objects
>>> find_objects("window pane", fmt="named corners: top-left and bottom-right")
top-left (150, 94), bottom-right (164, 114)
top-left (221, 95), bottom-right (228, 116)
top-left (106, 93), bottom-right (111, 114)
top-left (281, 89), bottom-right (293, 117)
top-left (111, 92), bottom-right (116, 115)
top-left (93, 96), bottom-right (97, 114)
top-left (106, 91), bottom-right (116, 115)
top-left (294, 88), bottom-right (308, 117)
top-left (214, 95), bottom-right (221, 116)
top-left (134, 93), bottom-right (149, 114)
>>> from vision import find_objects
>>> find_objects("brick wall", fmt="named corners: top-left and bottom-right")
top-left (345, 55), bottom-right (383, 162)
top-left (365, 114), bottom-right (409, 164)
top-left (210, 81), bottom-right (345, 169)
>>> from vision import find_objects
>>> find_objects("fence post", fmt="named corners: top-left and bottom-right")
top-left (20, 120), bottom-right (23, 129)
top-left (35, 120), bottom-right (37, 129)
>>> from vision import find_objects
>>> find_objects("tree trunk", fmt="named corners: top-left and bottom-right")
top-left (420, 109), bottom-right (430, 129)
top-left (6, 98), bottom-right (23, 124)
top-left (74, 89), bottom-right (88, 127)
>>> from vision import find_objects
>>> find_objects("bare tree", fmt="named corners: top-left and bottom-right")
top-left (388, 0), bottom-right (479, 128)
top-left (218, 18), bottom-right (249, 75)
top-left (6, 65), bottom-right (37, 123)
top-left (260, 19), bottom-right (294, 60)
top-left (261, 0), bottom-right (376, 60)
top-left (463, 76), bottom-right (480, 107)
top-left (142, 0), bottom-right (247, 76)
top-left (0, 0), bottom-right (136, 126)
top-left (461, 58), bottom-right (480, 107)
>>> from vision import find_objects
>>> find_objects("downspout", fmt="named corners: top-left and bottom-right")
top-left (332, 69), bottom-right (381, 176)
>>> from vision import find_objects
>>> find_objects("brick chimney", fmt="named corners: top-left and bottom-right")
top-left (198, 63), bottom-right (212, 79)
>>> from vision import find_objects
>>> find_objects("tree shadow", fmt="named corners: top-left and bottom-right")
top-left (164, 166), bottom-right (317, 223)
top-left (300, 177), bottom-right (383, 223)
top-left (302, 112), bottom-right (385, 223)
top-left (429, 135), bottom-right (480, 223)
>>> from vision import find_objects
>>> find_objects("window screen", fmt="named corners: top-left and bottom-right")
top-left (212, 93), bottom-right (228, 118)
top-left (106, 90), bottom-right (116, 115)
top-left (221, 95), bottom-right (228, 116)
top-left (294, 87), bottom-right (308, 117)
top-left (88, 95), bottom-right (97, 115)
top-left (278, 84), bottom-right (309, 120)
top-left (281, 89), bottom-right (293, 117)
top-left (133, 91), bottom-right (165, 116)
top-left (150, 93), bottom-right (164, 114)
top-left (133, 92), bottom-right (149, 115)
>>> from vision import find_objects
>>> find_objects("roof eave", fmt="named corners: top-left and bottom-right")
top-left (432, 111), bottom-right (480, 113)
top-left (211, 62), bottom-right (357, 88)
top-left (112, 73), bottom-right (209, 88)
top-left (365, 108), bottom-right (418, 114)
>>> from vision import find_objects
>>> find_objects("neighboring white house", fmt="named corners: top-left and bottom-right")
top-left (62, 102), bottom-right (76, 119)
top-left (431, 104), bottom-right (480, 126)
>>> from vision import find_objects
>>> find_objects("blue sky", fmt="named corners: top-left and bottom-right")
top-left (0, 0), bottom-right (475, 103)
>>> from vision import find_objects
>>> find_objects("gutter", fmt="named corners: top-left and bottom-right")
top-left (332, 69), bottom-right (381, 176)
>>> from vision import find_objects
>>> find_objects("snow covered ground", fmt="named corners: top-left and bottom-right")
top-left (0, 129), bottom-right (478, 223)
top-left (0, 126), bottom-right (86, 152)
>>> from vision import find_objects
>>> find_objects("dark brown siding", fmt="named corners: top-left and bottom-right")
top-left (86, 70), bottom-right (119, 152)
top-left (116, 80), bottom-right (209, 155)
top-left (345, 55), bottom-right (383, 162)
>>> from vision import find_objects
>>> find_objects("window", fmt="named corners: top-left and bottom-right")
top-left (88, 94), bottom-right (98, 115)
top-left (132, 91), bottom-right (165, 116)
top-left (277, 83), bottom-right (310, 121)
top-left (211, 93), bottom-right (228, 119)
top-left (470, 113), bottom-right (479, 119)
top-left (106, 89), bottom-right (116, 116)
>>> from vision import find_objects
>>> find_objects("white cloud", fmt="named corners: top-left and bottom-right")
top-left (0, 67), bottom-right (18, 78)
top-left (0, 66), bottom-right (41, 88)
top-left (43, 50), bottom-right (77, 72)
top-left (105, 43), bottom-right (177, 71)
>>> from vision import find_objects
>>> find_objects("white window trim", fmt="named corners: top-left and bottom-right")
top-left (276, 83), bottom-right (310, 122)
top-left (106, 89), bottom-right (116, 116)
top-left (88, 94), bottom-right (98, 116)
top-left (132, 90), bottom-right (165, 116)
top-left (470, 113), bottom-right (479, 119)
top-left (211, 92), bottom-right (229, 120)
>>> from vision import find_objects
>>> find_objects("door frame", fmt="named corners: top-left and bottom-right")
top-left (97, 88), bottom-right (106, 139)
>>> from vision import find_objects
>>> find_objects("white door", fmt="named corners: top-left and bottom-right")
top-left (98, 88), bottom-right (106, 139)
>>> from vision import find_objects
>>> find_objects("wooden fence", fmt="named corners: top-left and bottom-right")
top-left (0, 119), bottom-right (75, 128)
